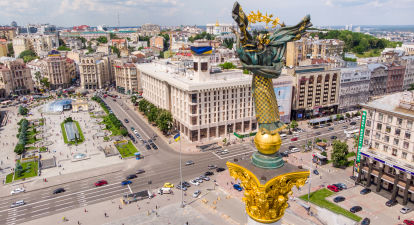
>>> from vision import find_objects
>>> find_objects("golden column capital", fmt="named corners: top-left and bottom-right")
top-left (227, 162), bottom-right (309, 223)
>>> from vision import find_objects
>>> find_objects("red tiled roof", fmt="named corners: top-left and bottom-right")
top-left (124, 63), bottom-right (135, 68)
top-left (0, 27), bottom-right (16, 30)
top-left (311, 58), bottom-right (328, 64)
top-left (111, 39), bottom-right (126, 43)
top-left (66, 58), bottom-right (74, 64)
top-left (0, 39), bottom-right (7, 42)
top-left (135, 54), bottom-right (145, 58)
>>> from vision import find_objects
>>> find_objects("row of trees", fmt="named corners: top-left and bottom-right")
top-left (222, 38), bottom-right (234, 49)
top-left (188, 32), bottom-right (215, 43)
top-left (91, 97), bottom-right (128, 136)
top-left (15, 119), bottom-right (29, 154)
top-left (138, 99), bottom-right (173, 132)
top-left (18, 105), bottom-right (28, 116)
top-left (18, 50), bottom-right (39, 63)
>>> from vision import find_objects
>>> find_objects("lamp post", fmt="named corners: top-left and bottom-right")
top-left (147, 105), bottom-right (150, 124)
top-left (307, 130), bottom-right (315, 200)
top-left (228, 123), bottom-right (232, 144)
top-left (167, 121), bottom-right (172, 143)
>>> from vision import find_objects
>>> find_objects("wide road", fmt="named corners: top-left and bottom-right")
top-left (0, 95), bottom-right (357, 225)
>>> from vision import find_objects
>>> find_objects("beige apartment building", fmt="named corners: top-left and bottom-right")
top-left (150, 36), bottom-right (164, 49)
top-left (0, 27), bottom-right (17, 41)
top-left (79, 53), bottom-right (117, 89)
top-left (114, 58), bottom-right (140, 94)
top-left (0, 57), bottom-right (34, 95)
top-left (0, 44), bottom-right (7, 57)
top-left (12, 34), bottom-right (59, 57)
top-left (42, 56), bottom-right (76, 89)
top-left (286, 37), bottom-right (344, 67)
top-left (358, 91), bottom-right (414, 205)
top-left (138, 40), bottom-right (256, 142)
top-left (287, 64), bottom-right (341, 121)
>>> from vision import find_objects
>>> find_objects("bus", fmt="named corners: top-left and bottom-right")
top-left (345, 129), bottom-right (360, 138)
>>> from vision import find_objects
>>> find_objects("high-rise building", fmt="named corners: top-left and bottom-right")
top-left (140, 23), bottom-right (160, 37)
top-left (79, 52), bottom-right (117, 89)
top-left (345, 25), bottom-right (348, 30)
top-left (353, 26), bottom-right (361, 32)
top-left (0, 57), bottom-right (34, 96)
top-left (0, 27), bottom-right (17, 41)
top-left (41, 51), bottom-right (76, 89)
top-left (114, 57), bottom-right (141, 94)
top-left (349, 24), bottom-right (353, 31)
top-left (137, 40), bottom-right (256, 142)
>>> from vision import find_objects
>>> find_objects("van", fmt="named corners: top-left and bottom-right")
top-left (280, 134), bottom-right (287, 139)
top-left (158, 187), bottom-right (171, 194)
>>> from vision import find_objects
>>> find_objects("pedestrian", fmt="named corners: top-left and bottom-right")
top-left (84, 209), bottom-right (87, 212)
top-left (111, 199), bottom-right (114, 203)
top-left (156, 205), bottom-right (157, 210)
top-left (156, 212), bottom-right (158, 217)
top-left (399, 216), bottom-right (400, 220)
top-left (78, 221), bottom-right (80, 225)
top-left (119, 205), bottom-right (122, 209)
top-left (104, 212), bottom-right (107, 217)
top-left (137, 205), bottom-right (140, 210)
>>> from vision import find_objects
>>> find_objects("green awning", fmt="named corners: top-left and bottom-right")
top-left (233, 132), bottom-right (256, 139)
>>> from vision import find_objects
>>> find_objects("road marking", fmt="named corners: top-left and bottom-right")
top-left (55, 205), bottom-right (74, 211)
top-left (32, 203), bottom-right (50, 209)
top-left (31, 212), bottom-right (49, 217)
top-left (55, 198), bottom-right (72, 203)
top-left (55, 201), bottom-right (74, 207)
top-left (128, 184), bottom-right (133, 193)
top-left (32, 208), bottom-right (50, 213)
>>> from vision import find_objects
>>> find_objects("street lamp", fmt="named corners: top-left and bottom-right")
top-left (307, 130), bottom-right (315, 200)
top-left (147, 105), bottom-right (150, 124)
top-left (228, 124), bottom-right (232, 144)
top-left (167, 121), bottom-right (172, 143)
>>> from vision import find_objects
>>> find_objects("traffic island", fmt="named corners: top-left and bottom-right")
top-left (115, 140), bottom-right (138, 158)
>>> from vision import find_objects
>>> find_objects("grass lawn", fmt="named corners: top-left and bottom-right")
top-left (61, 120), bottom-right (85, 144)
top-left (299, 189), bottom-right (362, 222)
top-left (355, 49), bottom-right (381, 58)
top-left (116, 141), bottom-right (138, 158)
top-left (14, 159), bottom-right (38, 181)
top-left (346, 152), bottom-right (356, 158)
top-left (39, 147), bottom-right (47, 152)
top-left (26, 147), bottom-right (38, 151)
top-left (6, 173), bottom-right (13, 183)
top-left (102, 117), bottom-right (121, 136)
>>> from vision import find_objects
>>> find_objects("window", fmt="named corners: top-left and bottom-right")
top-left (201, 62), bottom-right (208, 71)
top-left (385, 135), bottom-right (390, 142)
top-left (386, 126), bottom-right (391, 133)
top-left (365, 130), bottom-right (370, 136)
top-left (407, 121), bottom-right (413, 129)
top-left (395, 129), bottom-right (401, 136)
top-left (403, 142), bottom-right (409, 149)
top-left (366, 120), bottom-right (371, 127)
top-left (394, 138), bottom-right (399, 146)
top-left (402, 152), bottom-right (408, 159)
top-left (378, 113), bottom-right (384, 121)
top-left (377, 123), bottom-right (382, 130)
top-left (369, 110), bottom-right (373, 118)
top-left (405, 131), bottom-right (411, 139)
top-left (387, 116), bottom-right (393, 123)
top-left (392, 148), bottom-right (398, 156)
top-left (397, 118), bottom-right (403, 126)
top-left (383, 145), bottom-right (388, 152)
top-left (375, 142), bottom-right (380, 149)
top-left (375, 133), bottom-right (381, 139)
top-left (193, 62), bottom-right (198, 71)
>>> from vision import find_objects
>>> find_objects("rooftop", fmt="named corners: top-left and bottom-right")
top-left (361, 91), bottom-right (414, 117)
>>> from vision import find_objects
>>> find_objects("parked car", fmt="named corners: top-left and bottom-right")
top-left (233, 184), bottom-right (243, 191)
top-left (291, 137), bottom-right (298, 141)
top-left (280, 152), bottom-right (289, 157)
top-left (208, 165), bottom-right (218, 169)
top-left (326, 123), bottom-right (332, 126)
top-left (151, 144), bottom-right (158, 149)
top-left (403, 220), bottom-right (414, 225)
top-left (205, 171), bottom-right (214, 176)
top-left (328, 127), bottom-right (334, 131)
top-left (221, 150), bottom-right (229, 155)
top-left (189, 180), bottom-right (200, 186)
top-left (94, 180), bottom-right (108, 187)
top-left (350, 175), bottom-right (357, 181)
top-left (315, 132), bottom-right (321, 135)
top-left (401, 207), bottom-right (412, 214)
top-left (332, 183), bottom-right (343, 190)
top-left (121, 180), bottom-right (132, 186)
top-left (361, 218), bottom-right (370, 225)
top-left (10, 188), bottom-right (25, 195)
top-left (126, 174), bottom-right (137, 180)
top-left (53, 188), bottom-right (65, 194)
top-left (164, 183), bottom-right (174, 188)
top-left (186, 160), bottom-right (194, 165)
top-left (176, 185), bottom-right (187, 191)
top-left (319, 124), bottom-right (326, 128)
top-left (290, 148), bottom-right (300, 153)
top-left (327, 185), bottom-right (339, 192)
top-left (350, 206), bottom-right (362, 213)
top-left (336, 183), bottom-right (347, 189)
top-left (343, 126), bottom-right (348, 129)
top-left (333, 196), bottom-right (345, 203)
top-left (193, 190), bottom-right (201, 198)
top-left (313, 169), bottom-right (319, 175)
top-left (131, 127), bottom-right (135, 131)
top-left (200, 175), bottom-right (210, 181)
top-left (386, 200), bottom-right (398, 207)
top-left (350, 122), bottom-right (357, 125)
top-left (10, 200), bottom-right (25, 208)
top-left (331, 136), bottom-right (337, 139)
top-left (216, 168), bottom-right (225, 172)
top-left (351, 126), bottom-right (357, 129)
top-left (180, 181), bottom-right (191, 187)
top-left (360, 188), bottom-right (371, 195)
top-left (289, 146), bottom-right (296, 150)
top-left (136, 169), bottom-right (145, 174)
top-left (195, 177), bottom-right (203, 183)
top-left (124, 119), bottom-right (129, 123)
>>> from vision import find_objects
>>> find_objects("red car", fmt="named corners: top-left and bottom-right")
top-left (94, 180), bottom-right (108, 187)
top-left (291, 137), bottom-right (298, 141)
top-left (327, 185), bottom-right (339, 192)
top-left (404, 220), bottom-right (414, 225)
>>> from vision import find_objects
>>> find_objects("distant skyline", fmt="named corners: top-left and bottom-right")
top-left (1, 0), bottom-right (413, 27)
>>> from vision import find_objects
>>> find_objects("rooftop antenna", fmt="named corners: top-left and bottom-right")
top-left (118, 14), bottom-right (120, 30)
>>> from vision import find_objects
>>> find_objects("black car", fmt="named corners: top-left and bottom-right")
top-left (350, 206), bottom-right (362, 213)
top-left (315, 132), bottom-right (321, 135)
top-left (333, 196), bottom-right (345, 203)
top-left (313, 169), bottom-right (319, 175)
top-left (53, 188), bottom-right (65, 194)
top-left (145, 144), bottom-right (151, 150)
top-left (180, 181), bottom-right (191, 187)
top-left (126, 174), bottom-right (137, 180)
top-left (332, 184), bottom-right (343, 190)
top-left (280, 152), bottom-right (288, 157)
top-left (288, 146), bottom-right (296, 150)
top-left (350, 175), bottom-right (357, 181)
top-left (360, 188), bottom-right (371, 195)
top-left (350, 122), bottom-right (357, 125)
top-left (361, 218), bottom-right (370, 225)
top-left (216, 168), bottom-right (225, 172)
top-left (326, 123), bottom-right (331, 126)
top-left (124, 119), bottom-right (129, 123)
top-left (205, 171), bottom-right (214, 176)
top-left (151, 144), bottom-right (158, 149)
top-left (385, 200), bottom-right (398, 207)
top-left (148, 139), bottom-right (154, 144)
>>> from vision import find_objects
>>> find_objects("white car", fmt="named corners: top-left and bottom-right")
top-left (11, 188), bottom-right (25, 195)
top-left (134, 130), bottom-right (138, 134)
top-left (290, 148), bottom-right (300, 153)
top-left (293, 131), bottom-right (300, 134)
top-left (189, 180), bottom-right (200, 186)
top-left (193, 190), bottom-right (201, 198)
top-left (293, 135), bottom-right (299, 138)
top-left (10, 200), bottom-right (25, 208)
top-left (351, 126), bottom-right (357, 129)
top-left (195, 177), bottom-right (203, 183)
top-left (401, 207), bottom-right (412, 214)
top-left (221, 150), bottom-right (229, 155)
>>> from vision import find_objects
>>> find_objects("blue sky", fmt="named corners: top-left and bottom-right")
top-left (0, 0), bottom-right (413, 27)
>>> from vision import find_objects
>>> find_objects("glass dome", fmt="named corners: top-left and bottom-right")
top-left (40, 99), bottom-right (72, 114)
top-left (73, 153), bottom-right (87, 159)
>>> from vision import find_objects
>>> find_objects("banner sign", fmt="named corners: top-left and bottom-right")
top-left (361, 152), bottom-right (414, 176)
top-left (356, 111), bottom-right (367, 163)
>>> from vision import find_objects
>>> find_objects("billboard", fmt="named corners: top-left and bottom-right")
top-left (356, 111), bottom-right (367, 163)
top-left (274, 85), bottom-right (292, 124)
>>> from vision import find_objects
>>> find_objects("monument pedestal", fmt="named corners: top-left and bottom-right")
top-left (248, 216), bottom-right (282, 225)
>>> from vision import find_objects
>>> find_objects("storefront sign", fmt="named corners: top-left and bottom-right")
top-left (356, 111), bottom-right (367, 163)
top-left (298, 114), bottom-right (302, 118)
top-left (361, 152), bottom-right (414, 176)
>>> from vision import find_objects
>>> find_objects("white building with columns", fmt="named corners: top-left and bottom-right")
top-left (206, 21), bottom-right (238, 35)
top-left (137, 40), bottom-right (256, 142)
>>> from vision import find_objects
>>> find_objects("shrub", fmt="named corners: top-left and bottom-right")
top-left (14, 144), bottom-right (25, 155)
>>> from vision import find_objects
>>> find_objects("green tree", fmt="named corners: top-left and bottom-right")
top-left (223, 138), bottom-right (227, 145)
top-left (77, 37), bottom-right (86, 43)
top-left (120, 129), bottom-right (128, 136)
top-left (18, 50), bottom-right (36, 59)
top-left (109, 33), bottom-right (120, 40)
top-left (7, 43), bottom-right (14, 56)
top-left (34, 71), bottom-right (41, 86)
top-left (355, 111), bottom-right (361, 116)
top-left (351, 112), bottom-right (354, 117)
top-left (58, 46), bottom-right (71, 51)
top-left (59, 38), bottom-right (66, 46)
top-left (148, 107), bottom-right (158, 122)
top-left (111, 46), bottom-right (120, 57)
top-left (218, 62), bottom-right (236, 70)
top-left (316, 138), bottom-right (321, 143)
top-left (40, 77), bottom-right (50, 89)
top-left (14, 144), bottom-right (25, 155)
top-left (138, 47), bottom-right (144, 51)
top-left (322, 139), bottom-right (327, 143)
top-left (96, 36), bottom-right (108, 43)
top-left (243, 69), bottom-right (250, 74)
top-left (291, 120), bottom-right (298, 129)
top-left (331, 140), bottom-right (349, 167)
top-left (345, 113), bottom-right (350, 118)
top-left (18, 105), bottom-right (24, 115)
top-left (131, 95), bottom-right (137, 103)
top-left (126, 37), bottom-right (131, 41)
top-left (23, 55), bottom-right (40, 63)
top-left (336, 114), bottom-right (340, 121)
top-left (15, 162), bottom-right (24, 177)
top-left (156, 110), bottom-right (173, 132)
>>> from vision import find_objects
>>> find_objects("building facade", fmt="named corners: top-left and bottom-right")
top-left (12, 34), bottom-right (59, 57)
top-left (402, 56), bottom-right (414, 90)
top-left (79, 53), bottom-right (117, 89)
top-left (114, 58), bottom-right (140, 94)
top-left (0, 44), bottom-right (7, 57)
top-left (385, 63), bottom-right (405, 94)
top-left (65, 38), bottom-right (82, 50)
top-left (150, 36), bottom-right (164, 49)
top-left (368, 64), bottom-right (388, 101)
top-left (138, 40), bottom-right (256, 142)
top-left (358, 91), bottom-right (414, 206)
top-left (80, 31), bottom-right (109, 41)
top-left (0, 27), bottom-right (17, 41)
top-left (26, 59), bottom-right (45, 87)
top-left (206, 22), bottom-right (237, 35)
top-left (339, 67), bottom-right (371, 112)
top-left (0, 57), bottom-right (34, 95)
top-left (42, 56), bottom-right (75, 89)
top-left (289, 65), bottom-right (341, 121)
top-left (140, 24), bottom-right (160, 37)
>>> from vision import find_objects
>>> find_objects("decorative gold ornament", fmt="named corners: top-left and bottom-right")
top-left (247, 10), bottom-right (285, 29)
top-left (254, 132), bottom-right (282, 155)
top-left (227, 162), bottom-right (309, 223)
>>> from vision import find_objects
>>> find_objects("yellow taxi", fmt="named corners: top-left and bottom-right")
top-left (164, 183), bottom-right (174, 188)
